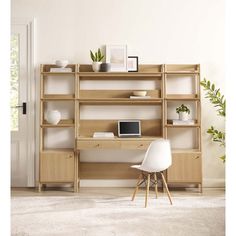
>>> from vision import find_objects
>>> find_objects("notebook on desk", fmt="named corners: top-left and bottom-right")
top-left (118, 120), bottom-right (141, 138)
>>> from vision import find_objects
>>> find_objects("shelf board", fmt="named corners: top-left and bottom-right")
top-left (42, 72), bottom-right (76, 75)
top-left (42, 94), bottom-right (75, 100)
top-left (40, 148), bottom-right (74, 153)
top-left (78, 72), bottom-right (163, 79)
top-left (165, 124), bottom-right (200, 128)
top-left (78, 98), bottom-right (163, 105)
top-left (41, 119), bottom-right (75, 127)
top-left (165, 71), bottom-right (199, 75)
top-left (165, 94), bottom-right (199, 100)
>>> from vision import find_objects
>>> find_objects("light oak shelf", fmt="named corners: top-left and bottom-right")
top-left (41, 148), bottom-right (75, 153)
top-left (42, 94), bottom-right (75, 100)
top-left (78, 98), bottom-right (163, 105)
top-left (165, 94), bottom-right (199, 100)
top-left (39, 63), bottom-right (202, 192)
top-left (78, 72), bottom-right (163, 79)
top-left (42, 72), bottom-right (76, 75)
top-left (165, 124), bottom-right (200, 128)
top-left (41, 119), bottom-right (75, 127)
top-left (165, 71), bottom-right (199, 75)
top-left (39, 64), bottom-right (78, 192)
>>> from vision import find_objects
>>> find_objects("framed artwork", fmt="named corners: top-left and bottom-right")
top-left (127, 56), bottom-right (138, 72)
top-left (106, 45), bottom-right (127, 72)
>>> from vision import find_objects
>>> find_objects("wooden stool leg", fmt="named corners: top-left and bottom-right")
top-left (154, 173), bottom-right (158, 199)
top-left (160, 172), bottom-right (172, 205)
top-left (132, 173), bottom-right (142, 201)
top-left (145, 174), bottom-right (150, 208)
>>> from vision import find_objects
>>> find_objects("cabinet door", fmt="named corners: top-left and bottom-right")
top-left (167, 153), bottom-right (202, 183)
top-left (40, 152), bottom-right (75, 182)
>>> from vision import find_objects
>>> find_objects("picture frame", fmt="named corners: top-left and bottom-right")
top-left (106, 45), bottom-right (127, 72)
top-left (127, 56), bottom-right (138, 72)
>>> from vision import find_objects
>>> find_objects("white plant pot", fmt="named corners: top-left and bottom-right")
top-left (92, 62), bottom-right (102, 72)
top-left (179, 112), bottom-right (189, 121)
top-left (46, 110), bottom-right (61, 125)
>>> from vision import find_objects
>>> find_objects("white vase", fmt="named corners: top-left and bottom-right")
top-left (92, 62), bottom-right (102, 72)
top-left (46, 110), bottom-right (61, 125)
top-left (179, 112), bottom-right (189, 121)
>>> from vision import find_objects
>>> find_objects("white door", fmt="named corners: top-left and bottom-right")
top-left (11, 20), bottom-right (35, 187)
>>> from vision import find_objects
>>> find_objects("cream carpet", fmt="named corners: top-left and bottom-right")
top-left (11, 195), bottom-right (225, 236)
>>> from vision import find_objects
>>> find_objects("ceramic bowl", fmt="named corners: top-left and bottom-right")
top-left (133, 91), bottom-right (147, 96)
top-left (55, 60), bottom-right (69, 68)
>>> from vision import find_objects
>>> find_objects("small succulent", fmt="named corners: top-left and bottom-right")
top-left (90, 48), bottom-right (104, 62)
top-left (176, 104), bottom-right (190, 114)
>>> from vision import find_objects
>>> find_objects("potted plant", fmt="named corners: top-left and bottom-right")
top-left (176, 104), bottom-right (190, 121)
top-left (90, 48), bottom-right (104, 72)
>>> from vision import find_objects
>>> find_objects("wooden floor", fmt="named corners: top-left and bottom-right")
top-left (11, 187), bottom-right (225, 198)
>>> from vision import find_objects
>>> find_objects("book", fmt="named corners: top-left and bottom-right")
top-left (172, 119), bottom-right (195, 125)
top-left (50, 68), bottom-right (72, 72)
top-left (129, 96), bottom-right (151, 99)
top-left (93, 132), bottom-right (115, 138)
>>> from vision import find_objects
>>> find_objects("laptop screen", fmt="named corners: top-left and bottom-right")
top-left (118, 120), bottom-right (141, 137)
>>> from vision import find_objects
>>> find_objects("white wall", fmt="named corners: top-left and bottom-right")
top-left (12, 0), bottom-right (225, 187)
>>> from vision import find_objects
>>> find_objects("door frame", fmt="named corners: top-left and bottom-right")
top-left (12, 18), bottom-right (35, 186)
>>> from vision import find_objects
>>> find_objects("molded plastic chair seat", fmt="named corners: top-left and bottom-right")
top-left (131, 139), bottom-right (173, 207)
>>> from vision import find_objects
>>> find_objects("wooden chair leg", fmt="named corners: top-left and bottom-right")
top-left (145, 173), bottom-right (150, 208)
top-left (132, 173), bottom-right (142, 201)
top-left (154, 173), bottom-right (158, 199)
top-left (38, 183), bottom-right (42, 192)
top-left (160, 172), bottom-right (172, 205)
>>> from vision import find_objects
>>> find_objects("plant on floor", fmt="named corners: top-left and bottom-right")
top-left (200, 78), bottom-right (225, 162)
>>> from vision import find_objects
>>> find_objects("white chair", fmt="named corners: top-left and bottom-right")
top-left (131, 139), bottom-right (173, 207)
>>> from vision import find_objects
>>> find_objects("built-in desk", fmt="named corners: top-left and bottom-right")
top-left (77, 136), bottom-right (161, 150)
top-left (76, 136), bottom-right (161, 181)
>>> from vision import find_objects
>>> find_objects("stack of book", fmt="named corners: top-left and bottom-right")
top-left (93, 132), bottom-right (115, 138)
top-left (129, 96), bottom-right (151, 99)
top-left (171, 119), bottom-right (195, 125)
top-left (50, 68), bottom-right (72, 72)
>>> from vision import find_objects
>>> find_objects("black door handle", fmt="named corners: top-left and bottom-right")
top-left (14, 102), bottom-right (27, 115)
top-left (22, 102), bottom-right (26, 115)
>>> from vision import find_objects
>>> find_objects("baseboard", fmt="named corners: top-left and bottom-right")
top-left (203, 178), bottom-right (225, 188)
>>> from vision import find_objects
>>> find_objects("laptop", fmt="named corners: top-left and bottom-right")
top-left (118, 120), bottom-right (141, 138)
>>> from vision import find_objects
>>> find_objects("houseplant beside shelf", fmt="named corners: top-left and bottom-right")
top-left (90, 48), bottom-right (104, 72)
top-left (176, 104), bottom-right (190, 121)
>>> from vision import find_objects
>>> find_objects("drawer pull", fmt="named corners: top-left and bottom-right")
top-left (139, 144), bottom-right (144, 147)
top-left (195, 156), bottom-right (199, 159)
top-left (95, 144), bottom-right (100, 147)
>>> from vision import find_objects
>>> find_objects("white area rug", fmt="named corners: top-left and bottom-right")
top-left (11, 195), bottom-right (225, 236)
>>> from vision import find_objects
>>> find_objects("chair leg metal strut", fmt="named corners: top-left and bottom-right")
top-left (132, 171), bottom-right (173, 207)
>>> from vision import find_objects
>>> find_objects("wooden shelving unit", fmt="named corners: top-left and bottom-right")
top-left (39, 63), bottom-right (202, 192)
top-left (39, 64), bottom-right (79, 192)
top-left (163, 64), bottom-right (202, 191)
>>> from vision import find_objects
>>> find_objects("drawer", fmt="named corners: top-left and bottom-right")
top-left (77, 140), bottom-right (121, 149)
top-left (120, 141), bottom-right (151, 150)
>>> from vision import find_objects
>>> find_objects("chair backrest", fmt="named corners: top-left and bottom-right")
top-left (140, 139), bottom-right (172, 173)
